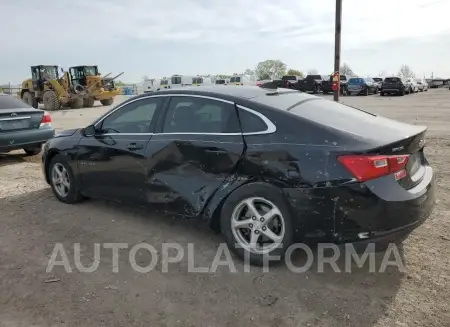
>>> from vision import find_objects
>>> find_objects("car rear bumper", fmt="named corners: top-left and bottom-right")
top-left (284, 166), bottom-right (436, 244)
top-left (382, 88), bottom-right (402, 92)
top-left (0, 127), bottom-right (54, 152)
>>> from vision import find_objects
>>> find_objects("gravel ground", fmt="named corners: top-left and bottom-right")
top-left (1, 91), bottom-right (449, 327)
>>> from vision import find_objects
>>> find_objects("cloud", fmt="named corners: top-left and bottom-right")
top-left (1, 0), bottom-right (449, 82)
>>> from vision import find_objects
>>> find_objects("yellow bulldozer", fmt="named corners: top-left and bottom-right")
top-left (68, 66), bottom-right (123, 107)
top-left (20, 65), bottom-right (85, 110)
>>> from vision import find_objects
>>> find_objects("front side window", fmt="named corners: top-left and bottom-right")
top-left (162, 96), bottom-right (239, 134)
top-left (100, 97), bottom-right (162, 134)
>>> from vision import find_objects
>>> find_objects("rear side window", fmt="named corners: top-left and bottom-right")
top-left (0, 95), bottom-right (30, 109)
top-left (289, 99), bottom-right (377, 134)
top-left (238, 108), bottom-right (267, 133)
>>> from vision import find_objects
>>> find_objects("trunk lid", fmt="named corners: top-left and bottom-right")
top-left (0, 108), bottom-right (44, 133)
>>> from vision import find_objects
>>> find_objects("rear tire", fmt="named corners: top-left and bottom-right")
top-left (49, 154), bottom-right (83, 204)
top-left (22, 91), bottom-right (38, 108)
top-left (42, 90), bottom-right (60, 110)
top-left (100, 98), bottom-right (114, 106)
top-left (70, 97), bottom-right (83, 109)
top-left (380, 92), bottom-right (384, 96)
top-left (364, 87), bottom-right (369, 96)
top-left (23, 147), bottom-right (41, 156)
top-left (220, 183), bottom-right (295, 266)
top-left (400, 88), bottom-right (405, 96)
top-left (83, 97), bottom-right (95, 108)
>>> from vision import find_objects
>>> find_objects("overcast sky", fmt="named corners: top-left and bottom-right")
top-left (2, 0), bottom-right (450, 83)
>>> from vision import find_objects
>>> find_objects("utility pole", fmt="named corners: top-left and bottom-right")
top-left (333, 0), bottom-right (343, 102)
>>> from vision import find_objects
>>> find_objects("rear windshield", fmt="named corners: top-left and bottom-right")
top-left (192, 77), bottom-right (203, 84)
top-left (230, 77), bottom-right (241, 83)
top-left (384, 77), bottom-right (401, 83)
top-left (171, 76), bottom-right (181, 84)
top-left (289, 99), bottom-right (377, 133)
top-left (160, 79), bottom-right (168, 85)
top-left (348, 78), bottom-right (364, 85)
top-left (215, 79), bottom-right (225, 84)
top-left (372, 78), bottom-right (382, 82)
top-left (0, 95), bottom-right (30, 109)
top-left (282, 76), bottom-right (297, 81)
top-left (308, 75), bottom-right (322, 80)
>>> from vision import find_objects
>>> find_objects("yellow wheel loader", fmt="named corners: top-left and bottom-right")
top-left (20, 65), bottom-right (84, 110)
top-left (68, 66), bottom-right (123, 107)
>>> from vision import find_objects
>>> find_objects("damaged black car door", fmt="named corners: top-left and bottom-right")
top-left (145, 95), bottom-right (245, 217)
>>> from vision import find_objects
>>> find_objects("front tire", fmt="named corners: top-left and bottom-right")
top-left (100, 98), bottom-right (114, 106)
top-left (43, 90), bottom-right (60, 110)
top-left (220, 183), bottom-right (294, 266)
top-left (83, 97), bottom-right (95, 107)
top-left (49, 154), bottom-right (83, 204)
top-left (364, 87), bottom-right (369, 96)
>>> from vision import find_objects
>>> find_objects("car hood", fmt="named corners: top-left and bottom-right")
top-left (54, 128), bottom-right (80, 138)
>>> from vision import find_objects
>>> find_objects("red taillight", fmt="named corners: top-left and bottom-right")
top-left (40, 111), bottom-right (52, 127)
top-left (337, 154), bottom-right (409, 182)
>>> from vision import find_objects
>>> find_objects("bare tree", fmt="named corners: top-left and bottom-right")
top-left (339, 63), bottom-right (354, 76)
top-left (244, 68), bottom-right (255, 76)
top-left (398, 65), bottom-right (415, 79)
top-left (142, 75), bottom-right (149, 81)
top-left (307, 68), bottom-right (318, 75)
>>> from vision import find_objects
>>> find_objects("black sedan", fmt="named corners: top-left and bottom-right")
top-left (0, 93), bottom-right (54, 156)
top-left (41, 86), bottom-right (435, 265)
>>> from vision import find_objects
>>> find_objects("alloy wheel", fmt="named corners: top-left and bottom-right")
top-left (51, 163), bottom-right (70, 198)
top-left (230, 197), bottom-right (285, 255)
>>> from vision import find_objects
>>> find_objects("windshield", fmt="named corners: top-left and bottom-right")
top-left (348, 78), bottom-right (364, 85)
top-left (384, 77), bottom-right (401, 83)
top-left (282, 76), bottom-right (296, 81)
top-left (215, 79), bottom-right (225, 84)
top-left (84, 66), bottom-right (97, 76)
top-left (171, 76), bottom-right (182, 85)
top-left (160, 79), bottom-right (168, 85)
top-left (40, 66), bottom-right (58, 80)
top-left (230, 76), bottom-right (241, 83)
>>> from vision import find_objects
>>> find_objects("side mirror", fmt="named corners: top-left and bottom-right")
top-left (82, 124), bottom-right (97, 137)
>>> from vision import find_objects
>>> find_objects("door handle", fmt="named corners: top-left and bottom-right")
top-left (126, 143), bottom-right (144, 150)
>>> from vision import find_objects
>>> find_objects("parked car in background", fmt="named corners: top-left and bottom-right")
top-left (380, 77), bottom-right (408, 96)
top-left (296, 74), bottom-right (325, 93)
top-left (415, 79), bottom-right (428, 92)
top-left (256, 79), bottom-right (272, 87)
top-left (41, 86), bottom-right (436, 265)
top-left (372, 77), bottom-right (383, 89)
top-left (271, 79), bottom-right (286, 88)
top-left (322, 74), bottom-right (350, 95)
top-left (281, 75), bottom-right (303, 89)
top-left (0, 93), bottom-right (54, 156)
top-left (405, 78), bottom-right (419, 93)
top-left (430, 79), bottom-right (444, 88)
top-left (347, 77), bottom-right (378, 96)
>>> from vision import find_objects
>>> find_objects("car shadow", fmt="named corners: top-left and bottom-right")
top-left (0, 151), bottom-right (42, 167)
top-left (1, 188), bottom-right (403, 326)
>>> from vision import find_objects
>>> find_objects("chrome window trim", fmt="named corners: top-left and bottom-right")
top-left (92, 94), bottom-right (276, 137)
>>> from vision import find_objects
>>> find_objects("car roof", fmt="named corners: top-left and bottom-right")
top-left (133, 85), bottom-right (317, 110)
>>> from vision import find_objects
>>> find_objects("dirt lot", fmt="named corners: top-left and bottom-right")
top-left (1, 90), bottom-right (449, 327)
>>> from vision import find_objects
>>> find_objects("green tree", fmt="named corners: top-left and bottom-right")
top-left (244, 68), bottom-right (255, 76)
top-left (255, 60), bottom-right (287, 80)
top-left (286, 69), bottom-right (304, 77)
